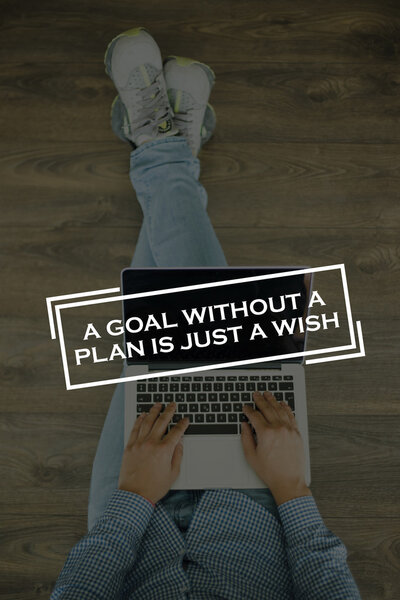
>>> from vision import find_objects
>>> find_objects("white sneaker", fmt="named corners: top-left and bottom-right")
top-left (163, 56), bottom-right (216, 155)
top-left (104, 28), bottom-right (178, 146)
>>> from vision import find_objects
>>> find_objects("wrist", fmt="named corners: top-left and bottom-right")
top-left (270, 481), bottom-right (312, 506)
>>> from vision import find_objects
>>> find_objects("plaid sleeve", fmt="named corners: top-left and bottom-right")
top-left (278, 496), bottom-right (361, 599)
top-left (51, 489), bottom-right (154, 599)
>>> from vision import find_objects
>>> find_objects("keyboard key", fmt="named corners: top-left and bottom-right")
top-left (220, 393), bottom-right (229, 402)
top-left (206, 413), bottom-right (215, 422)
top-left (186, 424), bottom-right (237, 434)
top-left (192, 383), bottom-right (201, 391)
top-left (172, 414), bottom-right (181, 423)
top-left (159, 383), bottom-right (168, 392)
top-left (171, 376), bottom-right (180, 381)
top-left (284, 375), bottom-right (293, 380)
top-left (200, 404), bottom-right (210, 412)
top-left (195, 414), bottom-right (205, 423)
top-left (208, 393), bottom-right (218, 402)
top-left (137, 403), bottom-right (152, 413)
top-left (228, 413), bottom-right (238, 422)
top-left (227, 376), bottom-right (237, 381)
top-left (154, 393), bottom-right (163, 402)
top-left (137, 394), bottom-right (151, 402)
top-left (250, 375), bottom-right (260, 380)
top-left (187, 393), bottom-right (195, 402)
top-left (205, 376), bottom-right (214, 381)
top-left (203, 383), bottom-right (212, 391)
top-left (182, 376), bottom-right (192, 381)
top-left (222, 403), bottom-right (232, 412)
top-left (235, 382), bottom-right (245, 391)
top-left (214, 383), bottom-right (223, 391)
top-left (285, 392), bottom-right (294, 401)
top-left (178, 403), bottom-right (187, 412)
top-left (268, 383), bottom-right (278, 391)
top-left (246, 382), bottom-right (256, 391)
top-left (216, 376), bottom-right (226, 381)
top-left (176, 393), bottom-right (185, 402)
top-left (137, 383), bottom-right (147, 392)
top-left (160, 376), bottom-right (169, 381)
top-left (239, 413), bottom-right (248, 422)
top-left (239, 376), bottom-right (247, 381)
top-left (257, 382), bottom-right (267, 391)
top-left (280, 382), bottom-right (294, 391)
top-left (170, 383), bottom-right (179, 391)
top-left (181, 383), bottom-right (190, 392)
top-left (211, 403), bottom-right (220, 412)
top-left (241, 393), bottom-right (251, 402)
top-left (217, 413), bottom-right (227, 422)
top-left (165, 393), bottom-right (173, 402)
top-left (233, 403), bottom-right (242, 412)
top-left (275, 393), bottom-right (283, 401)
top-left (194, 376), bottom-right (203, 381)
top-left (261, 375), bottom-right (271, 381)
top-left (272, 376), bottom-right (282, 381)
top-left (224, 383), bottom-right (234, 391)
top-left (189, 404), bottom-right (199, 412)
top-left (198, 393), bottom-right (207, 402)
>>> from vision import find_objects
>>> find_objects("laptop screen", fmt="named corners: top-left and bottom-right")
top-left (122, 267), bottom-right (310, 365)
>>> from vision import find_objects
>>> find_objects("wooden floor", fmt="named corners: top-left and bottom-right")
top-left (1, 0), bottom-right (399, 597)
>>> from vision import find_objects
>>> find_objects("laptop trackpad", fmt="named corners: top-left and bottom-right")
top-left (179, 436), bottom-right (251, 488)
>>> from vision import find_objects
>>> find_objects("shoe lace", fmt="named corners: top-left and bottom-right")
top-left (123, 72), bottom-right (171, 137)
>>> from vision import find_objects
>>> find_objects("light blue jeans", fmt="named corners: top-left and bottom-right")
top-left (88, 137), bottom-right (278, 531)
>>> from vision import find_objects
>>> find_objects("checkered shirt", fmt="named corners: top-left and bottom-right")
top-left (52, 488), bottom-right (361, 599)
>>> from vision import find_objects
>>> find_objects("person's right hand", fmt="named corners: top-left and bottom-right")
top-left (241, 391), bottom-right (312, 506)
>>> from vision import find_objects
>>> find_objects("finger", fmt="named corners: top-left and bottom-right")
top-left (253, 391), bottom-right (279, 425)
top-left (127, 413), bottom-right (145, 448)
top-left (242, 403), bottom-right (266, 436)
top-left (282, 403), bottom-right (299, 430)
top-left (277, 401), bottom-right (292, 426)
top-left (240, 421), bottom-right (257, 464)
top-left (163, 417), bottom-right (190, 447)
top-left (138, 403), bottom-right (162, 440)
top-left (171, 439), bottom-right (184, 479)
top-left (263, 392), bottom-right (287, 425)
top-left (150, 402), bottom-right (176, 439)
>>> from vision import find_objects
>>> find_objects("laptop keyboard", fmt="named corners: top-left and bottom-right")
top-left (136, 373), bottom-right (295, 435)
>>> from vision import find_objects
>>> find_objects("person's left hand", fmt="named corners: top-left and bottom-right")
top-left (118, 402), bottom-right (189, 504)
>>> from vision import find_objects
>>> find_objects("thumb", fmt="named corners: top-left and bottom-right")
top-left (241, 421), bottom-right (257, 465)
top-left (171, 438), bottom-right (184, 479)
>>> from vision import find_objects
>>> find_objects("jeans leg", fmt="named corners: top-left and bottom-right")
top-left (129, 136), bottom-right (227, 267)
top-left (88, 138), bottom-right (225, 529)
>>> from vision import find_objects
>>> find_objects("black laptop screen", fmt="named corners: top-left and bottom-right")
top-left (122, 268), bottom-right (310, 365)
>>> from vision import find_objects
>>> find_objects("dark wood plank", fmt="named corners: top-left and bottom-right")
top-left (1, 227), bottom-right (398, 318)
top-left (0, 414), bottom-right (398, 513)
top-left (0, 142), bottom-right (399, 228)
top-left (1, 62), bottom-right (400, 143)
top-left (1, 0), bottom-right (400, 65)
top-left (0, 316), bottom-right (398, 414)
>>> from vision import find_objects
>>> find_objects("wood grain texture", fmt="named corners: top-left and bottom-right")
top-left (0, 0), bottom-right (399, 598)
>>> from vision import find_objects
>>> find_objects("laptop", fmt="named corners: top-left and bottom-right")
top-left (123, 267), bottom-right (311, 489)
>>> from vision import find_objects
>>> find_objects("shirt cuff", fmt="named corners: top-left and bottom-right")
top-left (278, 495), bottom-right (324, 538)
top-left (103, 489), bottom-right (155, 538)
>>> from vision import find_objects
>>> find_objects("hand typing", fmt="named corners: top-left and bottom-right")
top-left (241, 391), bottom-right (311, 506)
top-left (119, 402), bottom-right (189, 504)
